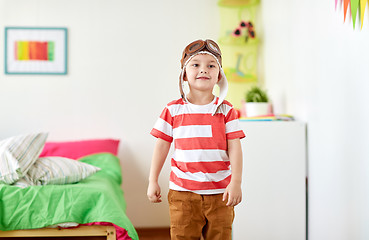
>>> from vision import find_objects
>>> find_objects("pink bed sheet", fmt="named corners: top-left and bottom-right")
top-left (81, 222), bottom-right (132, 240)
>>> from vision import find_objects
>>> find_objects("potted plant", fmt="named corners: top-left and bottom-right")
top-left (243, 86), bottom-right (271, 117)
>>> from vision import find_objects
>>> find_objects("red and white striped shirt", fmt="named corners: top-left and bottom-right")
top-left (150, 97), bottom-right (245, 194)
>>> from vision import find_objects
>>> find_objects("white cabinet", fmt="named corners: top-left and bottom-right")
top-left (233, 121), bottom-right (306, 240)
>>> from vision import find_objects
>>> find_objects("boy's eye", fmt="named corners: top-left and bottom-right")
top-left (209, 65), bottom-right (216, 68)
top-left (192, 64), bottom-right (199, 67)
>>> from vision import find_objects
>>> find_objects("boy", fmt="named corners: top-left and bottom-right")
top-left (147, 39), bottom-right (245, 240)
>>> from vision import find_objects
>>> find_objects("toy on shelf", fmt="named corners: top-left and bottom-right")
top-left (232, 21), bottom-right (255, 42)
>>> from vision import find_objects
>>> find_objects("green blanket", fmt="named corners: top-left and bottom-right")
top-left (0, 153), bottom-right (138, 240)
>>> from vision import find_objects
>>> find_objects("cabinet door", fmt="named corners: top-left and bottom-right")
top-left (233, 122), bottom-right (306, 240)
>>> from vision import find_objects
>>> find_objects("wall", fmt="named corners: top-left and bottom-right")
top-left (0, 0), bottom-right (219, 227)
top-left (1, 0), bottom-right (369, 238)
top-left (261, 0), bottom-right (369, 239)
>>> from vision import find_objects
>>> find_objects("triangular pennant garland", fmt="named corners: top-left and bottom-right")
top-left (338, 0), bottom-right (368, 29)
top-left (351, 0), bottom-right (359, 28)
top-left (360, 0), bottom-right (368, 29)
top-left (344, 0), bottom-right (351, 22)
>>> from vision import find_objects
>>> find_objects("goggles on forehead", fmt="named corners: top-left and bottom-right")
top-left (181, 39), bottom-right (222, 68)
top-left (185, 39), bottom-right (221, 56)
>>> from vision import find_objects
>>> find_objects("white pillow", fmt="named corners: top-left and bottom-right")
top-left (11, 177), bottom-right (34, 188)
top-left (27, 157), bottom-right (101, 185)
top-left (0, 132), bottom-right (48, 184)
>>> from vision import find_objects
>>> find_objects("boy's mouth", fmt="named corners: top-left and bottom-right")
top-left (196, 76), bottom-right (210, 80)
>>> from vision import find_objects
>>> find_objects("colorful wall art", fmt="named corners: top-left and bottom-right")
top-left (5, 27), bottom-right (67, 74)
top-left (15, 41), bottom-right (55, 61)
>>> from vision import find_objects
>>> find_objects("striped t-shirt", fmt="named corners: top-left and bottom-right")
top-left (150, 97), bottom-right (245, 195)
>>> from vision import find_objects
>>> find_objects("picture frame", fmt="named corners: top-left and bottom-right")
top-left (4, 27), bottom-right (68, 75)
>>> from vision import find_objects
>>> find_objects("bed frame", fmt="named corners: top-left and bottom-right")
top-left (0, 225), bottom-right (115, 240)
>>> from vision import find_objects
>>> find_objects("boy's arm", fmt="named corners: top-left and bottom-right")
top-left (147, 138), bottom-right (171, 203)
top-left (223, 138), bottom-right (243, 207)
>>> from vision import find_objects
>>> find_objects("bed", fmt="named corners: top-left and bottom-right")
top-left (0, 134), bottom-right (138, 240)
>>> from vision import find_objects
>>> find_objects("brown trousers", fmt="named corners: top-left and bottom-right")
top-left (168, 190), bottom-right (234, 240)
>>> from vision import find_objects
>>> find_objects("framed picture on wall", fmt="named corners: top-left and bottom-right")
top-left (4, 27), bottom-right (68, 75)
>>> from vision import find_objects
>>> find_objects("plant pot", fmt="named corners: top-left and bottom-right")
top-left (244, 102), bottom-right (269, 117)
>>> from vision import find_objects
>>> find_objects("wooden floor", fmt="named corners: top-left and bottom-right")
top-left (136, 227), bottom-right (170, 240)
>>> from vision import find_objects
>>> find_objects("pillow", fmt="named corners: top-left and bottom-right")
top-left (11, 177), bottom-right (34, 188)
top-left (27, 156), bottom-right (101, 185)
top-left (0, 132), bottom-right (48, 184)
top-left (39, 139), bottom-right (120, 159)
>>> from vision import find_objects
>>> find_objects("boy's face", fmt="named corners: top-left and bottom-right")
top-left (184, 54), bottom-right (220, 93)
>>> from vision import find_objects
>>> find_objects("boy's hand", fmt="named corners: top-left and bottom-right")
top-left (147, 181), bottom-right (162, 203)
top-left (223, 181), bottom-right (242, 207)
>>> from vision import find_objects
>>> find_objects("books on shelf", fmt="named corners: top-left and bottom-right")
top-left (239, 114), bottom-right (294, 121)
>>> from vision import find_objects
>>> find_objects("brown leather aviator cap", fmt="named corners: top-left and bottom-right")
top-left (180, 39), bottom-right (222, 68)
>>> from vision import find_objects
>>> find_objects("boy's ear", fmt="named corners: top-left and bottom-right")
top-left (217, 72), bottom-right (222, 82)
top-left (183, 72), bottom-right (188, 81)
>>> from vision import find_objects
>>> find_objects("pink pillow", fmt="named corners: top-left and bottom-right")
top-left (39, 139), bottom-right (120, 159)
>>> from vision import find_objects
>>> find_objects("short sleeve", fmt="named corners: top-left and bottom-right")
top-left (225, 107), bottom-right (246, 140)
top-left (150, 107), bottom-right (174, 142)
